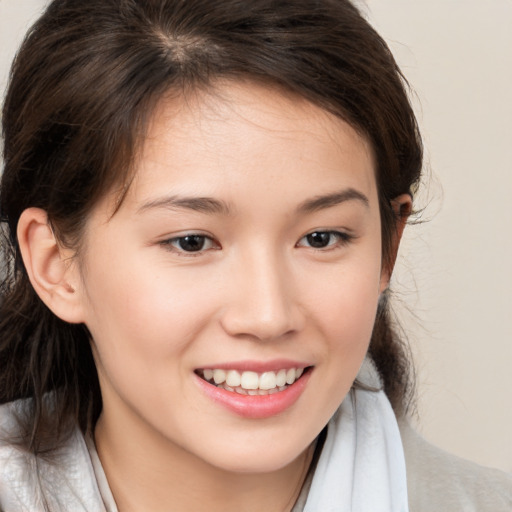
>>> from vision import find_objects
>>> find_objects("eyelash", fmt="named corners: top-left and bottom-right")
top-left (159, 234), bottom-right (220, 256)
top-left (296, 230), bottom-right (354, 251)
top-left (159, 230), bottom-right (353, 256)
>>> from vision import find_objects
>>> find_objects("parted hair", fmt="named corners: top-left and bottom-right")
top-left (0, 0), bottom-right (422, 453)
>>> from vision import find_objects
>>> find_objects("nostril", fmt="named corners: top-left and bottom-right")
top-left (220, 313), bottom-right (298, 342)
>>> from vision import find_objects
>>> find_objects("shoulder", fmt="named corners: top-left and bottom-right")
top-left (0, 401), bottom-right (38, 510)
top-left (0, 400), bottom-right (106, 512)
top-left (399, 420), bottom-right (512, 512)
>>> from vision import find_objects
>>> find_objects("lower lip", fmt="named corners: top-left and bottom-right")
top-left (195, 370), bottom-right (312, 419)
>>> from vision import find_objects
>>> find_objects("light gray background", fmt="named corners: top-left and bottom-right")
top-left (1, 0), bottom-right (511, 472)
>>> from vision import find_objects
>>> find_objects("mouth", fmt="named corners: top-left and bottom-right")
top-left (195, 366), bottom-right (312, 396)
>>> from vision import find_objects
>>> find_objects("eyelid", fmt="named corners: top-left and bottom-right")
top-left (296, 229), bottom-right (355, 250)
top-left (158, 232), bottom-right (220, 256)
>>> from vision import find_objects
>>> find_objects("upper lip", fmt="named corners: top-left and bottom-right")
top-left (195, 359), bottom-right (312, 373)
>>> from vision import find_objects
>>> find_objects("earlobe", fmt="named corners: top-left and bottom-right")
top-left (17, 208), bottom-right (85, 323)
top-left (379, 194), bottom-right (413, 293)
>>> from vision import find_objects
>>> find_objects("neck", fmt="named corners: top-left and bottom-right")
top-left (94, 412), bottom-right (315, 512)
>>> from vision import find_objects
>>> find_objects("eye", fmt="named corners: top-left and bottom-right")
top-left (160, 234), bottom-right (219, 254)
top-left (297, 230), bottom-right (352, 250)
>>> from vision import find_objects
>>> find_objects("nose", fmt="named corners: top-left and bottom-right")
top-left (220, 249), bottom-right (303, 342)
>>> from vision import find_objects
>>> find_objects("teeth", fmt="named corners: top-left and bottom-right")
top-left (276, 369), bottom-right (287, 387)
top-left (259, 371), bottom-right (277, 390)
top-left (226, 370), bottom-right (241, 387)
top-left (202, 367), bottom-right (307, 392)
top-left (240, 371), bottom-right (259, 390)
top-left (213, 369), bottom-right (226, 384)
top-left (286, 368), bottom-right (296, 385)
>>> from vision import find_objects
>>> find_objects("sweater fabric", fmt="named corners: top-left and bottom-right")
top-left (0, 400), bottom-right (511, 511)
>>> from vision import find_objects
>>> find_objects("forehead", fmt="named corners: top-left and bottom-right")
top-left (114, 81), bottom-right (378, 216)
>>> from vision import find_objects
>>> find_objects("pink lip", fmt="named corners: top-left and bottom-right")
top-left (194, 367), bottom-right (312, 419)
top-left (196, 359), bottom-right (311, 373)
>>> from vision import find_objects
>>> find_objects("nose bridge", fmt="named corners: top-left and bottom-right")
top-left (221, 244), bottom-right (299, 340)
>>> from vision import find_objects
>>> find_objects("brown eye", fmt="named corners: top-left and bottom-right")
top-left (306, 232), bottom-right (332, 248)
top-left (297, 230), bottom-right (353, 250)
top-left (160, 233), bottom-right (218, 254)
top-left (177, 235), bottom-right (207, 252)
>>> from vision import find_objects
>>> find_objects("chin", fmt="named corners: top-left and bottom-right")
top-left (193, 432), bottom-right (316, 475)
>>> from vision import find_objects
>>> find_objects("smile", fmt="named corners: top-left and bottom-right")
top-left (197, 368), bottom-right (306, 395)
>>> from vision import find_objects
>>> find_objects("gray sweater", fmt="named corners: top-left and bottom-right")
top-left (399, 420), bottom-right (512, 512)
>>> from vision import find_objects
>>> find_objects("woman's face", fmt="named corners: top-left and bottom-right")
top-left (77, 82), bottom-right (387, 473)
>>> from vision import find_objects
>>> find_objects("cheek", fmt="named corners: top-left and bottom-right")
top-left (81, 248), bottom-right (224, 365)
top-left (80, 255), bottom-right (219, 417)
top-left (322, 282), bottom-right (379, 372)
top-left (306, 253), bottom-right (382, 337)
top-left (304, 253), bottom-right (382, 386)
top-left (286, 261), bottom-right (382, 445)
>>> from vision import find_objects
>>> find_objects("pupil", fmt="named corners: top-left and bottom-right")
top-left (179, 235), bottom-right (205, 252)
top-left (307, 232), bottom-right (330, 248)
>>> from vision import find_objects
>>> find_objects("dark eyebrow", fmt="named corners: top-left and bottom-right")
top-left (138, 195), bottom-right (231, 215)
top-left (138, 188), bottom-right (368, 215)
top-left (296, 188), bottom-right (370, 214)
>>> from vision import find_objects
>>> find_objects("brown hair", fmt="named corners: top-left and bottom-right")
top-left (0, 0), bottom-right (422, 453)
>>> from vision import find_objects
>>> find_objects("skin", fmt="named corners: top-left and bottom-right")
top-left (18, 81), bottom-right (409, 512)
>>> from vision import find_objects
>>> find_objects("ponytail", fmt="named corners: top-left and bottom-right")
top-left (368, 292), bottom-right (415, 416)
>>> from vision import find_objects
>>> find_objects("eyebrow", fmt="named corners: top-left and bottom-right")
top-left (138, 195), bottom-right (232, 215)
top-left (138, 187), bottom-right (369, 216)
top-left (296, 188), bottom-right (369, 214)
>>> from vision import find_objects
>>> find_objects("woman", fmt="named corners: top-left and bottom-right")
top-left (0, 1), bottom-right (510, 511)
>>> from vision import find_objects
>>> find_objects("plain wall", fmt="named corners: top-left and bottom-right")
top-left (1, 0), bottom-right (511, 472)
top-left (363, 0), bottom-right (512, 472)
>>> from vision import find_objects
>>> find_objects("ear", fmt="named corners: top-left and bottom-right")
top-left (17, 208), bottom-right (86, 323)
top-left (379, 194), bottom-right (412, 292)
